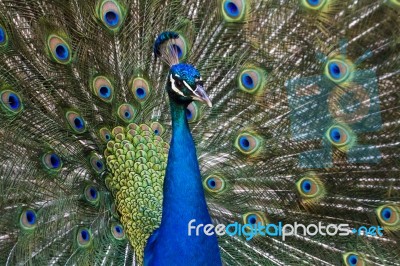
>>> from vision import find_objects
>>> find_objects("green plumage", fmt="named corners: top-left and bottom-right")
top-left (105, 123), bottom-right (168, 264)
top-left (0, 0), bottom-right (399, 265)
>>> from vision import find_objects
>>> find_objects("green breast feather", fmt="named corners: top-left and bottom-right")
top-left (104, 123), bottom-right (168, 262)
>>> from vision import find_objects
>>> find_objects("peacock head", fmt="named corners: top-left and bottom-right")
top-left (167, 63), bottom-right (212, 107)
top-left (154, 31), bottom-right (212, 108)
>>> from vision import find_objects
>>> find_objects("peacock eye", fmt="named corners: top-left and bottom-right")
top-left (242, 212), bottom-right (268, 227)
top-left (234, 131), bottom-right (262, 156)
top-left (186, 102), bottom-right (201, 123)
top-left (98, 0), bottom-right (125, 31)
top-left (376, 205), bottom-right (399, 227)
top-left (92, 76), bottom-right (114, 103)
top-left (0, 90), bottom-right (23, 114)
top-left (84, 185), bottom-right (100, 205)
top-left (343, 252), bottom-right (365, 266)
top-left (325, 58), bottom-right (352, 83)
top-left (20, 209), bottom-right (38, 230)
top-left (99, 127), bottom-right (112, 143)
top-left (295, 173), bottom-right (325, 201)
top-left (47, 35), bottom-right (72, 64)
top-left (175, 79), bottom-right (183, 88)
top-left (300, 179), bottom-right (316, 194)
top-left (77, 228), bottom-right (92, 247)
top-left (221, 0), bottom-right (247, 22)
top-left (117, 103), bottom-right (136, 123)
top-left (203, 175), bottom-right (226, 194)
top-left (238, 66), bottom-right (267, 94)
top-left (66, 111), bottom-right (86, 133)
top-left (42, 152), bottom-right (63, 171)
top-left (328, 126), bottom-right (349, 146)
top-left (90, 153), bottom-right (105, 173)
top-left (111, 223), bottom-right (125, 240)
top-left (151, 122), bottom-right (165, 136)
top-left (325, 123), bottom-right (355, 152)
top-left (169, 35), bottom-right (188, 60)
top-left (131, 77), bottom-right (151, 103)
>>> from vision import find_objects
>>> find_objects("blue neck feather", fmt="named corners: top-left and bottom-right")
top-left (144, 100), bottom-right (221, 266)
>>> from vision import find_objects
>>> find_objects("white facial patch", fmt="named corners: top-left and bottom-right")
top-left (170, 74), bottom-right (185, 97)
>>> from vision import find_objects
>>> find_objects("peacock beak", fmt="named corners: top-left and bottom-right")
top-left (192, 83), bottom-right (212, 108)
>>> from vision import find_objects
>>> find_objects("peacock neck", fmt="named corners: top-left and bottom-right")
top-left (143, 92), bottom-right (221, 265)
top-left (161, 101), bottom-right (211, 227)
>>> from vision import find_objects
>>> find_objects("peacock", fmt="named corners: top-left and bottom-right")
top-left (0, 0), bottom-right (399, 265)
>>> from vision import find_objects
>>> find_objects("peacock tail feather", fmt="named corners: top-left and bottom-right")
top-left (0, 0), bottom-right (398, 265)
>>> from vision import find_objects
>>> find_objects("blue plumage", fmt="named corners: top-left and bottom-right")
top-left (145, 101), bottom-right (221, 265)
top-left (145, 57), bottom-right (220, 265)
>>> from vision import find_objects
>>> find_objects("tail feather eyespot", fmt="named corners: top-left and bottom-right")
top-left (0, 90), bottom-right (23, 114)
top-left (92, 76), bottom-right (114, 102)
top-left (66, 111), bottom-right (86, 133)
top-left (20, 210), bottom-right (37, 230)
top-left (47, 35), bottom-right (72, 64)
top-left (221, 0), bottom-right (248, 22)
top-left (117, 104), bottom-right (136, 123)
top-left (98, 0), bottom-right (125, 31)
top-left (42, 152), bottom-right (63, 172)
top-left (76, 228), bottom-right (92, 247)
top-left (343, 252), bottom-right (366, 266)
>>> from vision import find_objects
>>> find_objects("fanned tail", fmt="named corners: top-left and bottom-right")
top-left (0, 0), bottom-right (399, 265)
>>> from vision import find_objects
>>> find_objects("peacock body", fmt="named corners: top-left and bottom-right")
top-left (0, 0), bottom-right (399, 265)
